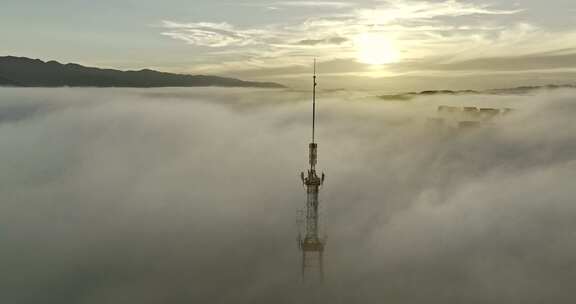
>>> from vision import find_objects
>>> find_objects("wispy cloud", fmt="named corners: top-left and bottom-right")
top-left (159, 0), bottom-right (576, 84)
top-left (268, 1), bottom-right (355, 8)
top-left (162, 1), bottom-right (523, 50)
top-left (160, 21), bottom-right (265, 47)
top-left (242, 0), bottom-right (355, 11)
top-left (359, 0), bottom-right (522, 24)
top-left (295, 36), bottom-right (348, 46)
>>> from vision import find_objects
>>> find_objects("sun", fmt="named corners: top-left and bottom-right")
top-left (354, 33), bottom-right (401, 65)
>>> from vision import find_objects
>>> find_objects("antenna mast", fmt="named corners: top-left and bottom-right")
top-left (312, 58), bottom-right (317, 143)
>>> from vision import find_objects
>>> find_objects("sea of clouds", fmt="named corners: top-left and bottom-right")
top-left (1, 87), bottom-right (575, 303)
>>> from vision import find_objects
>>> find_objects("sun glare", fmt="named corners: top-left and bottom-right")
top-left (355, 33), bottom-right (401, 65)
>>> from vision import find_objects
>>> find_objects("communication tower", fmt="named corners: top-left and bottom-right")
top-left (299, 59), bottom-right (326, 282)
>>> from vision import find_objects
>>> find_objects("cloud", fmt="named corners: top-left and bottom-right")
top-left (1, 87), bottom-right (576, 303)
top-left (406, 51), bottom-right (576, 72)
top-left (267, 1), bottom-right (355, 9)
top-left (359, 0), bottom-right (522, 24)
top-left (161, 0), bottom-right (523, 52)
top-left (158, 1), bottom-right (576, 88)
top-left (295, 36), bottom-right (348, 46)
top-left (160, 21), bottom-right (262, 47)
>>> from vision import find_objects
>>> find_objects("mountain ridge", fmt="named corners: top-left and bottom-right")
top-left (378, 84), bottom-right (576, 101)
top-left (0, 56), bottom-right (285, 89)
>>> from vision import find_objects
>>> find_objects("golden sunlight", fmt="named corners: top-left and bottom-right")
top-left (354, 32), bottom-right (401, 65)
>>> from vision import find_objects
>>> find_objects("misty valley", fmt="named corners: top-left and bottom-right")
top-left (1, 87), bottom-right (575, 303)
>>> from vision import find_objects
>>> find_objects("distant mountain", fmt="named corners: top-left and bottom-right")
top-left (378, 84), bottom-right (576, 101)
top-left (0, 75), bottom-right (19, 86)
top-left (0, 56), bottom-right (285, 89)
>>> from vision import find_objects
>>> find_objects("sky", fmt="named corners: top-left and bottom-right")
top-left (2, 0), bottom-right (576, 89)
top-left (1, 86), bottom-right (576, 303)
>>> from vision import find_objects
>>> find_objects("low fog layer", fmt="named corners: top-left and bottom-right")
top-left (1, 87), bottom-right (575, 303)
